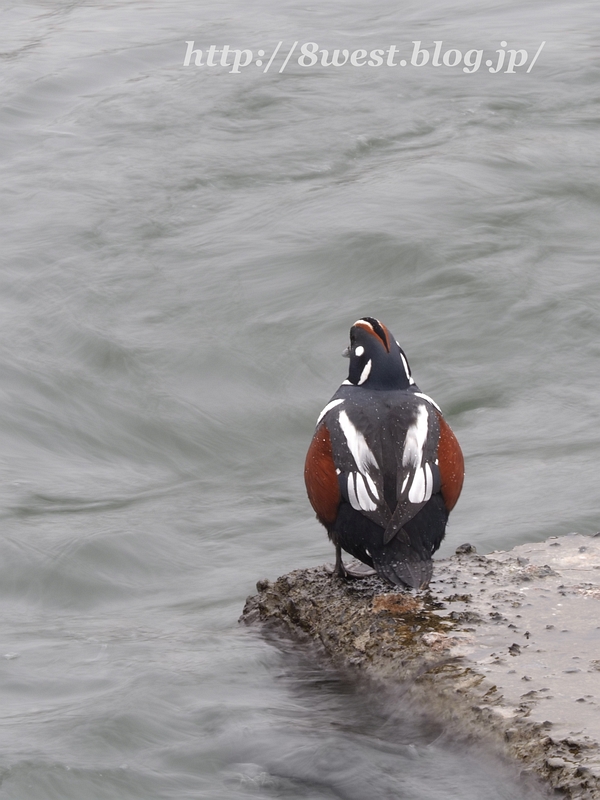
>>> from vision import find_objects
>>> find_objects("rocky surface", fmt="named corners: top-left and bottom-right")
top-left (242, 533), bottom-right (600, 799)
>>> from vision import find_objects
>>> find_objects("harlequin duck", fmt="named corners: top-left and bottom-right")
top-left (304, 317), bottom-right (464, 590)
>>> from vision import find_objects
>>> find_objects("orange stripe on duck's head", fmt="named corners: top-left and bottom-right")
top-left (343, 317), bottom-right (414, 390)
top-left (353, 317), bottom-right (391, 352)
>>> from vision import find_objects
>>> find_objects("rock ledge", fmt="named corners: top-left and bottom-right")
top-left (242, 533), bottom-right (600, 800)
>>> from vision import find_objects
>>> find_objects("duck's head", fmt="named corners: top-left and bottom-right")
top-left (343, 317), bottom-right (415, 390)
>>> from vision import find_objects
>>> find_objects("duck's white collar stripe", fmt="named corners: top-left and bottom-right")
top-left (357, 359), bottom-right (371, 385)
top-left (413, 392), bottom-right (442, 414)
top-left (316, 398), bottom-right (344, 427)
top-left (400, 353), bottom-right (415, 385)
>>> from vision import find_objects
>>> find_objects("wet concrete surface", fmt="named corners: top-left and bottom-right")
top-left (242, 533), bottom-right (600, 799)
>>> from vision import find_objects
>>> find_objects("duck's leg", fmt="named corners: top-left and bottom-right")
top-left (332, 542), bottom-right (377, 579)
top-left (332, 541), bottom-right (347, 578)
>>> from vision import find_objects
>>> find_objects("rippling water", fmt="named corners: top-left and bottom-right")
top-left (1, 0), bottom-right (599, 797)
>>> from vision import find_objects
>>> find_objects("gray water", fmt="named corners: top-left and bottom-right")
top-left (1, 0), bottom-right (599, 797)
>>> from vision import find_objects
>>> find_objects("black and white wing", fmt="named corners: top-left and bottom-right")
top-left (382, 400), bottom-right (441, 543)
top-left (321, 395), bottom-right (441, 543)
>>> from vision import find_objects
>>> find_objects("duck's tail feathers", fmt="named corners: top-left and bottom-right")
top-left (371, 542), bottom-right (433, 590)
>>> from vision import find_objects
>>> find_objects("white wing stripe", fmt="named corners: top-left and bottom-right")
top-left (424, 463), bottom-right (433, 501)
top-left (355, 473), bottom-right (377, 511)
top-left (402, 426), bottom-right (420, 468)
top-left (347, 474), bottom-right (361, 511)
top-left (364, 472), bottom-right (379, 501)
top-left (402, 405), bottom-right (428, 468)
top-left (402, 405), bottom-right (432, 504)
top-left (408, 468), bottom-right (426, 503)
top-left (338, 410), bottom-right (378, 474)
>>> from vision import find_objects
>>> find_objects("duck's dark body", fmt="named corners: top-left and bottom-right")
top-left (305, 317), bottom-right (464, 589)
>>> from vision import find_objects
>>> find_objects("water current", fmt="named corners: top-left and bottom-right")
top-left (1, 0), bottom-right (599, 797)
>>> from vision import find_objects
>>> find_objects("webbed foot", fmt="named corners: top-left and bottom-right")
top-left (325, 559), bottom-right (377, 580)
